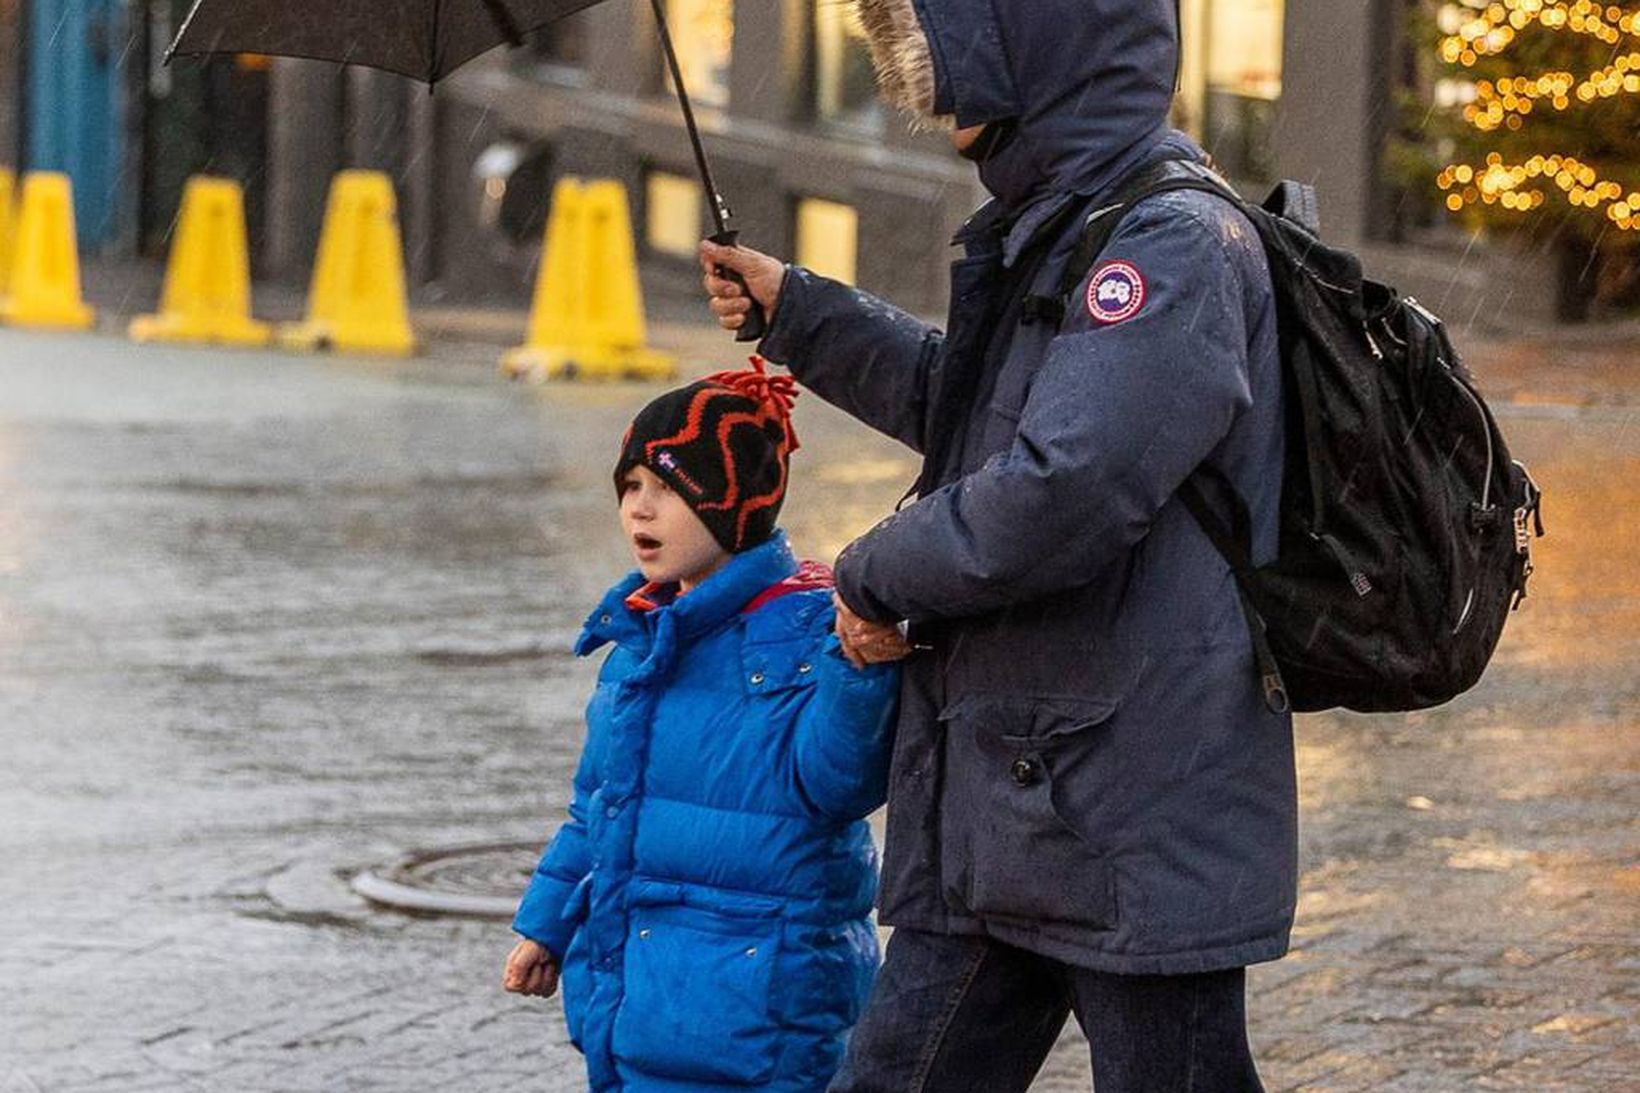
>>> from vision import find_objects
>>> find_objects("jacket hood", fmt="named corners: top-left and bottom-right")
top-left (856, 0), bottom-right (1179, 208)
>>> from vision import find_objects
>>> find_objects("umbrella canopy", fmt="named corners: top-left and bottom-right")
top-left (169, 0), bottom-right (604, 85)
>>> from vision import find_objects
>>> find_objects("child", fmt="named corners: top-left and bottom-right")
top-left (503, 360), bottom-right (900, 1092)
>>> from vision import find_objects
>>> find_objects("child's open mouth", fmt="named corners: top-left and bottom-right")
top-left (633, 533), bottom-right (663, 555)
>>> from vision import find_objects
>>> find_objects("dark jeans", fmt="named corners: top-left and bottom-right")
top-left (830, 929), bottom-right (1265, 1093)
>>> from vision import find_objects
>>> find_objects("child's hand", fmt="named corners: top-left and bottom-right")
top-left (834, 593), bottom-right (913, 668)
top-left (502, 938), bottom-right (560, 998)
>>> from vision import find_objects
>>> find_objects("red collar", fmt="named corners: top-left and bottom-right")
top-left (623, 582), bottom-right (678, 613)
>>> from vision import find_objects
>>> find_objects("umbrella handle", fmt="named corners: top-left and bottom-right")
top-left (711, 231), bottom-right (767, 344)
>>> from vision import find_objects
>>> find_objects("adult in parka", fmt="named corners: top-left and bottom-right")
top-left (702, 1), bottom-right (1293, 1089)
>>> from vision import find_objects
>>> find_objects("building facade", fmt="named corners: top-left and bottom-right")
top-left (4, 0), bottom-right (1537, 325)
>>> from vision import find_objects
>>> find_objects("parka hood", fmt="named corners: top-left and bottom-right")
top-left (856, 0), bottom-right (1180, 208)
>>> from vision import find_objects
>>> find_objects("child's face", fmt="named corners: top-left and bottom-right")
top-left (619, 465), bottom-right (731, 592)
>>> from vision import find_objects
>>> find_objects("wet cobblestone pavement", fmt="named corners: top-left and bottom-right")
top-left (2, 327), bottom-right (1636, 1091)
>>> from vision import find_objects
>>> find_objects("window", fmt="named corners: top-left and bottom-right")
top-left (813, 0), bottom-right (884, 131)
top-left (664, 0), bottom-right (734, 110)
top-left (646, 171), bottom-right (705, 257)
top-left (1178, 0), bottom-right (1285, 181)
top-left (795, 197), bottom-right (858, 285)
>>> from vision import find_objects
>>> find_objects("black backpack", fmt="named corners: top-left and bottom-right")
top-left (1059, 160), bottom-right (1545, 715)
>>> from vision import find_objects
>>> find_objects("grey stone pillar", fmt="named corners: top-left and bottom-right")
top-left (402, 84), bottom-right (439, 285)
top-left (265, 58), bottom-right (344, 280)
top-left (0, 0), bottom-right (21, 167)
top-left (729, 0), bottom-right (804, 124)
top-left (1272, 0), bottom-right (1395, 243)
top-left (587, 1), bottom-right (648, 97)
top-left (346, 67), bottom-right (410, 176)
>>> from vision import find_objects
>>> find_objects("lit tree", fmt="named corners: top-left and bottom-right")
top-left (1423, 0), bottom-right (1640, 315)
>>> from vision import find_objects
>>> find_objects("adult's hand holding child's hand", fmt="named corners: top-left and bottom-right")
top-left (834, 593), bottom-right (912, 669)
top-left (700, 240), bottom-right (785, 335)
top-left (503, 938), bottom-right (560, 998)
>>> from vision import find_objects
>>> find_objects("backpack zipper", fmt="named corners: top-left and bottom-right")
top-left (1452, 587), bottom-right (1477, 634)
top-left (1446, 348), bottom-right (1495, 633)
top-left (1510, 464), bottom-right (1544, 609)
top-left (1449, 374), bottom-right (1495, 511)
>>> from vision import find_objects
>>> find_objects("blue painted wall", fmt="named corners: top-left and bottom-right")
top-left (27, 0), bottom-right (126, 247)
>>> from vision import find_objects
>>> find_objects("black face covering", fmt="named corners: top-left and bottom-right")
top-left (957, 118), bottom-right (1020, 164)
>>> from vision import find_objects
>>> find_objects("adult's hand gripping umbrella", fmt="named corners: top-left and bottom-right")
top-left (168, 0), bottom-right (767, 341)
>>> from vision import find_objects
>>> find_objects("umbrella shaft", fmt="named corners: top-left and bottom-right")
top-left (648, 0), bottom-right (729, 237)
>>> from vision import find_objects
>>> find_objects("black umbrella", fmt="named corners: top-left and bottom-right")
top-left (168, 0), bottom-right (765, 340)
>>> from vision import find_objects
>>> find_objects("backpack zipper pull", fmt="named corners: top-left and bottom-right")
top-left (1362, 323), bottom-right (1385, 361)
top-left (1315, 532), bottom-right (1374, 597)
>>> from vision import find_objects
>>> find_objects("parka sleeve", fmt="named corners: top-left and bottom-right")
top-left (790, 633), bottom-right (900, 822)
top-left (511, 745), bottom-right (598, 958)
top-left (833, 200), bottom-right (1260, 624)
top-left (757, 265), bottom-right (944, 453)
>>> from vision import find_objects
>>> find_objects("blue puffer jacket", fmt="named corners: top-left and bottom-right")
top-left (514, 533), bottom-right (900, 1092)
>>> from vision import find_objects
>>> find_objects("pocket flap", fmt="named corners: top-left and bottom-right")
top-left (628, 879), bottom-right (687, 908)
top-left (628, 879), bottom-right (785, 919)
top-left (738, 640), bottom-right (823, 694)
top-left (940, 693), bottom-right (1123, 746)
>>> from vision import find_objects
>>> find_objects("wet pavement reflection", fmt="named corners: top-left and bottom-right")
top-left (1, 328), bottom-right (1635, 1091)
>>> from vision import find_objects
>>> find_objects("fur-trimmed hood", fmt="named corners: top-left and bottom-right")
top-left (854, 0), bottom-right (1180, 208)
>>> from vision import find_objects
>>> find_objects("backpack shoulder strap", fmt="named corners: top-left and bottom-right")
top-left (1054, 159), bottom-right (1246, 304)
top-left (740, 560), bottom-right (834, 615)
top-left (1053, 158), bottom-right (1296, 715)
top-left (1262, 179), bottom-right (1322, 236)
top-left (1177, 468), bottom-right (1291, 715)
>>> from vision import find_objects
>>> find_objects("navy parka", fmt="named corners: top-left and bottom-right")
top-left (514, 534), bottom-right (900, 1091)
top-left (759, 0), bottom-right (1298, 975)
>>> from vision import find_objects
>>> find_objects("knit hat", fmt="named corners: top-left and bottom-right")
top-left (614, 357), bottom-right (801, 553)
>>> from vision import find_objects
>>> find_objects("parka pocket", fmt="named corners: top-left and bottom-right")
top-left (938, 694), bottom-right (1122, 928)
top-left (611, 883), bottom-right (784, 1086)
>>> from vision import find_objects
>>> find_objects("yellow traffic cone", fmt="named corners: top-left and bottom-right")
top-left (503, 177), bottom-right (585, 379)
top-left (280, 171), bottom-right (416, 357)
top-left (130, 177), bottom-right (272, 347)
top-left (0, 167), bottom-right (17, 301)
top-left (0, 172), bottom-right (95, 331)
top-left (501, 178), bottom-right (676, 382)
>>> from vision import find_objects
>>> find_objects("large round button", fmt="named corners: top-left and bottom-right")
top-left (1010, 757), bottom-right (1040, 787)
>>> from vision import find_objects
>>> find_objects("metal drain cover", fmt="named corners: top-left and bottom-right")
top-left (351, 842), bottom-right (538, 917)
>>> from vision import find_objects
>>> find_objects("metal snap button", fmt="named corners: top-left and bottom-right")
top-left (745, 947), bottom-right (758, 958)
top-left (1010, 758), bottom-right (1040, 787)
top-left (750, 672), bottom-right (765, 685)
top-left (600, 614), bottom-right (612, 625)
top-left (797, 662), bottom-right (813, 674)
top-left (605, 805), bottom-right (619, 819)
top-left (638, 929), bottom-right (651, 940)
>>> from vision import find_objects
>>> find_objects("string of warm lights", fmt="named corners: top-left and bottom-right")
top-left (1464, 52), bottom-right (1640, 131)
top-left (1437, 154), bottom-right (1640, 228)
top-left (1435, 0), bottom-right (1639, 231)
top-left (1440, 0), bottom-right (1638, 66)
